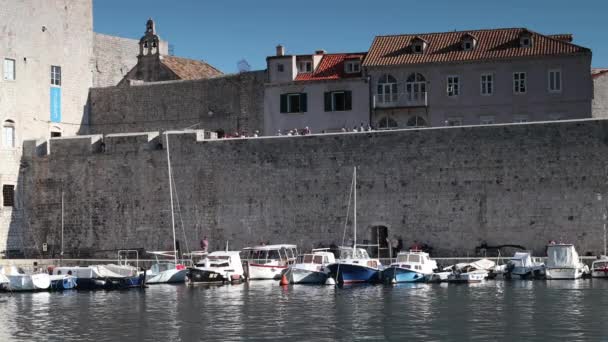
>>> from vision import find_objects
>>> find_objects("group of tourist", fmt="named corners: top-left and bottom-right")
top-left (276, 127), bottom-right (312, 136)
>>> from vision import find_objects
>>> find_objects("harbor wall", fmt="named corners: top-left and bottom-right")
top-left (14, 119), bottom-right (608, 257)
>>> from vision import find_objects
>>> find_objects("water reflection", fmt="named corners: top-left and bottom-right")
top-left (2, 280), bottom-right (608, 341)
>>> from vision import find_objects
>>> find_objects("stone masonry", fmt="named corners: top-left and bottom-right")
top-left (15, 119), bottom-right (608, 258)
top-left (87, 71), bottom-right (266, 135)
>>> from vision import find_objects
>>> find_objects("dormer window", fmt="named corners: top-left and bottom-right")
top-left (411, 37), bottom-right (427, 54)
top-left (461, 33), bottom-right (477, 51)
top-left (519, 31), bottom-right (533, 48)
top-left (345, 60), bottom-right (361, 73)
top-left (298, 61), bottom-right (312, 73)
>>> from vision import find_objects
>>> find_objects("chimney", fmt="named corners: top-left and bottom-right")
top-left (276, 44), bottom-right (285, 56)
top-left (315, 49), bottom-right (326, 55)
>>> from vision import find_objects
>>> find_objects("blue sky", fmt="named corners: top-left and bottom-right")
top-left (94, 0), bottom-right (608, 73)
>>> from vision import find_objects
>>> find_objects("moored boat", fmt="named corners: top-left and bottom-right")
top-left (243, 244), bottom-right (297, 280)
top-left (187, 251), bottom-right (245, 284)
top-left (326, 247), bottom-right (382, 284)
top-left (447, 259), bottom-right (494, 283)
top-left (52, 265), bottom-right (145, 290)
top-left (284, 249), bottom-right (336, 284)
top-left (49, 274), bottom-right (77, 290)
top-left (591, 256), bottom-right (608, 278)
top-left (381, 250), bottom-right (437, 283)
top-left (0, 266), bottom-right (51, 291)
top-left (508, 252), bottom-right (545, 279)
top-left (145, 251), bottom-right (188, 284)
top-left (545, 244), bottom-right (588, 280)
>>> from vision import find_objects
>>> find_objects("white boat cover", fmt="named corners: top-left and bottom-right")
top-left (547, 245), bottom-right (579, 268)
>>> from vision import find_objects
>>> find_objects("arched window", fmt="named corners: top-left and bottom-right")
top-left (378, 117), bottom-right (398, 130)
top-left (377, 74), bottom-right (398, 104)
top-left (406, 116), bottom-right (427, 127)
top-left (3, 120), bottom-right (15, 148)
top-left (406, 73), bottom-right (426, 102)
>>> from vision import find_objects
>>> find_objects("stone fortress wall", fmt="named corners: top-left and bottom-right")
top-left (86, 71), bottom-right (266, 136)
top-left (15, 119), bottom-right (608, 258)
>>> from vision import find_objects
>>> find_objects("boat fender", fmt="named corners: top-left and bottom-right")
top-left (279, 274), bottom-right (289, 286)
top-left (325, 277), bottom-right (336, 286)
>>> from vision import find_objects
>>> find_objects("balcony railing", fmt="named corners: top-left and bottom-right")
top-left (373, 92), bottom-right (428, 109)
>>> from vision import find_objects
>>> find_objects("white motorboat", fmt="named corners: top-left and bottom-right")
top-left (447, 259), bottom-right (494, 283)
top-left (591, 256), bottom-right (608, 278)
top-left (187, 251), bottom-right (245, 284)
top-left (545, 244), bottom-right (589, 280)
top-left (508, 252), bottom-right (545, 279)
top-left (0, 266), bottom-right (51, 291)
top-left (243, 244), bottom-right (298, 280)
top-left (145, 251), bottom-right (188, 284)
top-left (382, 250), bottom-right (437, 283)
top-left (285, 249), bottom-right (336, 284)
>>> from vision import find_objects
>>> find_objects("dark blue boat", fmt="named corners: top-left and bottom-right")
top-left (326, 247), bottom-right (382, 284)
top-left (49, 275), bottom-right (77, 290)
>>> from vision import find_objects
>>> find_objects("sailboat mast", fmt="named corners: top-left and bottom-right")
top-left (165, 132), bottom-right (178, 265)
top-left (61, 190), bottom-right (64, 261)
top-left (353, 166), bottom-right (357, 256)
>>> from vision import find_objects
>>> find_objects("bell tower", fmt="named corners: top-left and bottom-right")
top-left (139, 18), bottom-right (160, 56)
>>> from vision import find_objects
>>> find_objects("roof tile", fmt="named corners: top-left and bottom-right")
top-left (295, 53), bottom-right (366, 81)
top-left (161, 55), bottom-right (223, 80)
top-left (363, 28), bottom-right (590, 67)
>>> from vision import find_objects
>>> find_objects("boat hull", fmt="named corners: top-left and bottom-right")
top-left (448, 271), bottom-right (487, 283)
top-left (1, 274), bottom-right (51, 291)
top-left (186, 268), bottom-right (243, 284)
top-left (285, 267), bottom-right (328, 284)
top-left (546, 267), bottom-right (583, 280)
top-left (247, 264), bottom-right (287, 280)
top-left (382, 267), bottom-right (427, 283)
top-left (146, 269), bottom-right (187, 284)
top-left (75, 274), bottom-right (145, 290)
top-left (327, 263), bottom-right (380, 284)
top-left (50, 275), bottom-right (77, 290)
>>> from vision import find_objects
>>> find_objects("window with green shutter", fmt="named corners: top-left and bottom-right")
top-left (280, 93), bottom-right (307, 113)
top-left (324, 91), bottom-right (352, 111)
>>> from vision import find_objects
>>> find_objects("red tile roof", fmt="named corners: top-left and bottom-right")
top-left (161, 55), bottom-right (223, 80)
top-left (592, 68), bottom-right (608, 78)
top-left (363, 28), bottom-right (590, 67)
top-left (295, 53), bottom-right (366, 81)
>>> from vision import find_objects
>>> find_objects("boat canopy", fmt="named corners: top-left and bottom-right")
top-left (546, 244), bottom-right (579, 268)
top-left (511, 252), bottom-right (533, 267)
top-left (396, 252), bottom-right (429, 264)
top-left (297, 252), bottom-right (335, 264)
top-left (339, 247), bottom-right (370, 260)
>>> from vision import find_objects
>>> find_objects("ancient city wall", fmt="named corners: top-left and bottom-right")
top-left (86, 71), bottom-right (266, 136)
top-left (15, 119), bottom-right (608, 258)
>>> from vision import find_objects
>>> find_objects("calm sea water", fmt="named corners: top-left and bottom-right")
top-left (1, 280), bottom-right (607, 341)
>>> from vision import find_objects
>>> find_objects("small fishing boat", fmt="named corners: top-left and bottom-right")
top-left (0, 266), bottom-right (51, 291)
top-left (325, 167), bottom-right (382, 284)
top-left (242, 244), bottom-right (298, 280)
top-left (447, 259), bottom-right (494, 283)
top-left (187, 251), bottom-right (245, 284)
top-left (591, 256), bottom-right (608, 278)
top-left (381, 250), bottom-right (437, 283)
top-left (145, 251), bottom-right (188, 284)
top-left (508, 252), bottom-right (545, 279)
top-left (284, 249), bottom-right (336, 284)
top-left (545, 244), bottom-right (589, 280)
top-left (326, 247), bottom-right (382, 284)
